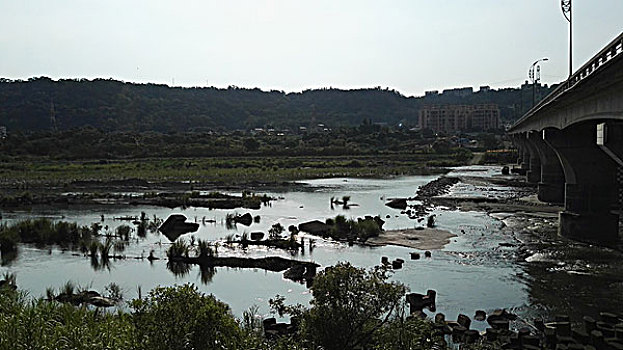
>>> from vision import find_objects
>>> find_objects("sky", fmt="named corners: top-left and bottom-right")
top-left (0, 1), bottom-right (621, 97)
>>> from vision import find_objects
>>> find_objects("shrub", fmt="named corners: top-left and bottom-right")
top-left (130, 284), bottom-right (242, 350)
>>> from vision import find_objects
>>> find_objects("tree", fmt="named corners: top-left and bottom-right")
top-left (302, 262), bottom-right (406, 350)
top-left (130, 284), bottom-right (242, 350)
top-left (243, 137), bottom-right (260, 151)
top-left (268, 222), bottom-right (285, 240)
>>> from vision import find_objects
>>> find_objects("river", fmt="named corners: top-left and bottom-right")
top-left (1, 165), bottom-right (622, 327)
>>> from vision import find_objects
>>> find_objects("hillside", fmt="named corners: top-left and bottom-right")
top-left (0, 77), bottom-right (554, 132)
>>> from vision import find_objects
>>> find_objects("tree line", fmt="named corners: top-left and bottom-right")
top-left (0, 77), bottom-right (555, 133)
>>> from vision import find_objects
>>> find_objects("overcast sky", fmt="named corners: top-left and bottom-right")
top-left (1, 1), bottom-right (621, 96)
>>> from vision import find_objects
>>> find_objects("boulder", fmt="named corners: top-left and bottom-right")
top-left (159, 214), bottom-right (199, 242)
top-left (457, 314), bottom-right (472, 329)
top-left (250, 232), bottom-right (265, 241)
top-left (234, 213), bottom-right (253, 226)
top-left (474, 310), bottom-right (487, 321)
top-left (385, 198), bottom-right (408, 210)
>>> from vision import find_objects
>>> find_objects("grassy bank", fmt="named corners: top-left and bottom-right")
top-left (0, 154), bottom-right (460, 191)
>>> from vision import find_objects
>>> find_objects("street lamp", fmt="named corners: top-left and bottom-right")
top-left (529, 58), bottom-right (548, 108)
top-left (561, 0), bottom-right (572, 77)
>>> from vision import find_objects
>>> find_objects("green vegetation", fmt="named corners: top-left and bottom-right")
top-left (0, 154), bottom-right (457, 193)
top-left (324, 215), bottom-right (384, 242)
top-left (0, 263), bottom-right (445, 350)
top-left (0, 77), bottom-right (553, 132)
top-left (130, 284), bottom-right (242, 350)
top-left (0, 218), bottom-right (95, 252)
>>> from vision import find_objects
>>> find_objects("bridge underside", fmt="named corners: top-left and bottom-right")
top-left (508, 33), bottom-right (623, 245)
top-left (512, 122), bottom-right (622, 244)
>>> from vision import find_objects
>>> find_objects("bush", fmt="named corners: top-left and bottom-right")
top-left (302, 262), bottom-right (406, 350)
top-left (130, 284), bottom-right (242, 350)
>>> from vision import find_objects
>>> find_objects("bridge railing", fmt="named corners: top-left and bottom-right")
top-left (510, 32), bottom-right (623, 131)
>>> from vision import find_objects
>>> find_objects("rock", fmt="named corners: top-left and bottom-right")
top-left (381, 256), bottom-right (389, 265)
top-left (457, 314), bottom-right (471, 329)
top-left (485, 328), bottom-right (500, 341)
top-left (386, 215), bottom-right (391, 219)
top-left (426, 289), bottom-right (436, 305)
top-left (298, 220), bottom-right (330, 236)
top-left (434, 313), bottom-right (446, 324)
top-left (410, 252), bottom-right (421, 260)
top-left (522, 335), bottom-right (541, 347)
top-left (596, 322), bottom-right (615, 337)
top-left (487, 309), bottom-right (517, 325)
top-left (474, 310), bottom-right (487, 321)
top-left (392, 260), bottom-right (403, 269)
top-left (385, 198), bottom-right (408, 210)
top-left (553, 321), bottom-right (571, 336)
top-left (571, 328), bottom-right (589, 344)
top-left (406, 290), bottom-right (435, 312)
top-left (452, 325), bottom-right (467, 343)
top-left (501, 166), bottom-right (510, 175)
top-left (424, 251), bottom-right (432, 258)
top-left (490, 320), bottom-right (509, 330)
top-left (600, 312), bottom-right (619, 325)
top-left (583, 316), bottom-right (596, 332)
top-left (464, 329), bottom-right (480, 343)
top-left (234, 213), bottom-right (253, 226)
top-left (250, 232), bottom-right (264, 241)
top-left (159, 214), bottom-right (199, 242)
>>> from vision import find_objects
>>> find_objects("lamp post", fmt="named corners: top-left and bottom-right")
top-left (529, 58), bottom-right (548, 108)
top-left (561, 0), bottom-right (572, 77)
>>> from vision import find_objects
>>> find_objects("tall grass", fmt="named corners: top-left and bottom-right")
top-left (0, 218), bottom-right (96, 252)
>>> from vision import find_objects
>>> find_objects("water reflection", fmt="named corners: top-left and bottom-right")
top-left (198, 265), bottom-right (217, 284)
top-left (167, 261), bottom-right (192, 278)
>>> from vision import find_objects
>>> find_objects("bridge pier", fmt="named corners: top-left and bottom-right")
top-left (527, 131), bottom-right (565, 204)
top-left (523, 134), bottom-right (542, 184)
top-left (544, 123), bottom-right (620, 244)
top-left (511, 133), bottom-right (530, 175)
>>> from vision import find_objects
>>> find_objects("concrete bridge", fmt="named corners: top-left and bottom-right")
top-left (508, 32), bottom-right (623, 244)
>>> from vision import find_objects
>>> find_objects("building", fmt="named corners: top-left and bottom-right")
top-left (418, 104), bottom-right (500, 133)
top-left (441, 87), bottom-right (473, 97)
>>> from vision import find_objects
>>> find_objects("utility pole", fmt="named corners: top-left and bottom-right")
top-left (529, 58), bottom-right (548, 108)
top-left (561, 0), bottom-right (572, 77)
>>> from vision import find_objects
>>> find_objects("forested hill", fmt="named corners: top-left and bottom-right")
top-left (0, 77), bottom-right (552, 132)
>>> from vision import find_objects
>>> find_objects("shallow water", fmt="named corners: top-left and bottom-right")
top-left (1, 165), bottom-right (621, 326)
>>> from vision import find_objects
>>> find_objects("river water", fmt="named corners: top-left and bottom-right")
top-left (1, 165), bottom-right (622, 327)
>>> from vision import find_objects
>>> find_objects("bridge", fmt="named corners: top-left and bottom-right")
top-left (507, 32), bottom-right (623, 244)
